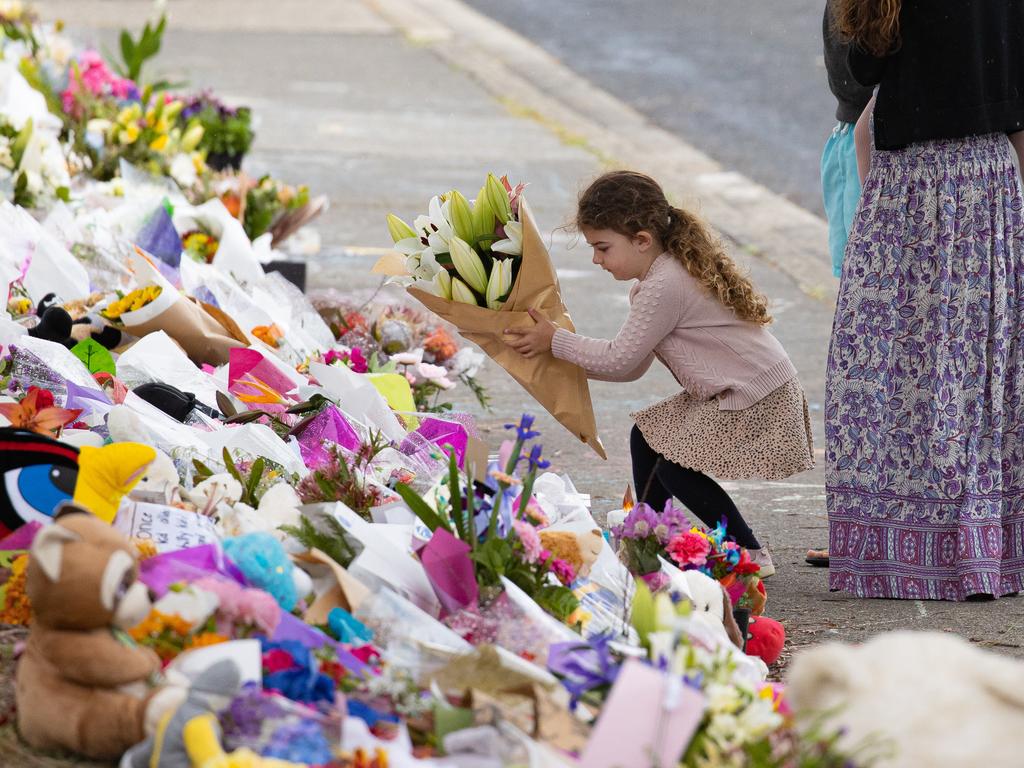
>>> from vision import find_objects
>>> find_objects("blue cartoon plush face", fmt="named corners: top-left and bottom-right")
top-left (3, 463), bottom-right (79, 529)
top-left (0, 428), bottom-right (80, 537)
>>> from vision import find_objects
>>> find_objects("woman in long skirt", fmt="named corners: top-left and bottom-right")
top-left (826, 0), bottom-right (1024, 600)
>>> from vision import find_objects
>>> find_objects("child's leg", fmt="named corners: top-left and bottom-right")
top-left (630, 425), bottom-right (671, 509)
top-left (630, 425), bottom-right (761, 550)
top-left (652, 460), bottom-right (762, 550)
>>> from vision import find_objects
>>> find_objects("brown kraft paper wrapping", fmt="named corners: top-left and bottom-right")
top-left (122, 296), bottom-right (249, 367)
top-left (408, 200), bottom-right (605, 459)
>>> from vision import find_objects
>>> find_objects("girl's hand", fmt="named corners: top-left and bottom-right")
top-left (504, 308), bottom-right (557, 358)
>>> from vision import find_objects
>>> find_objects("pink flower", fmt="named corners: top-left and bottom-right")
top-left (640, 571), bottom-right (671, 592)
top-left (61, 50), bottom-right (138, 116)
top-left (666, 532), bottom-right (711, 568)
top-left (194, 577), bottom-right (280, 636)
top-left (348, 347), bottom-right (368, 374)
top-left (550, 558), bottom-right (576, 586)
top-left (351, 645), bottom-right (381, 664)
top-left (513, 519), bottom-right (542, 563)
top-left (324, 349), bottom-right (344, 366)
top-left (236, 589), bottom-right (281, 635)
top-left (262, 648), bottom-right (297, 674)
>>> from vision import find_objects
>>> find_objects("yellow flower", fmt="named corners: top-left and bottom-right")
top-left (119, 123), bottom-right (140, 145)
top-left (7, 297), bottom-right (31, 316)
top-left (149, 133), bottom-right (169, 152)
top-left (101, 286), bottom-right (162, 320)
top-left (117, 104), bottom-right (142, 125)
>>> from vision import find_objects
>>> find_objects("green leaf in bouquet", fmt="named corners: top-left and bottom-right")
top-left (222, 447), bottom-right (244, 485)
top-left (279, 515), bottom-right (359, 568)
top-left (11, 117), bottom-right (32, 167)
top-left (191, 459), bottom-right (214, 482)
top-left (472, 536), bottom-right (513, 579)
top-left (216, 391), bottom-right (238, 418)
top-left (536, 584), bottom-right (580, 622)
top-left (395, 482), bottom-right (452, 534)
top-left (245, 457), bottom-right (266, 506)
top-left (71, 338), bottom-right (116, 376)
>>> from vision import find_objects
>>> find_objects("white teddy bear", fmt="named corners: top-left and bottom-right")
top-left (786, 631), bottom-right (1024, 767)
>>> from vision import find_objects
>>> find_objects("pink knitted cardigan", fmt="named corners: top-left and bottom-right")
top-left (550, 253), bottom-right (798, 410)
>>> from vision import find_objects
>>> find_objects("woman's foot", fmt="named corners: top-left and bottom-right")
top-left (805, 548), bottom-right (829, 567)
top-left (749, 547), bottom-right (775, 578)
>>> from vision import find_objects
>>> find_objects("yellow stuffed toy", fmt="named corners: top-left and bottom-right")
top-left (183, 713), bottom-right (304, 768)
top-left (74, 442), bottom-right (157, 522)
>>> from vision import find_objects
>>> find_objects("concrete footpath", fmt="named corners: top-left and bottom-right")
top-left (42, 0), bottom-right (1023, 664)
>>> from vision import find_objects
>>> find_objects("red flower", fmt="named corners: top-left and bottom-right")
top-left (28, 387), bottom-right (55, 409)
top-left (261, 648), bottom-right (297, 674)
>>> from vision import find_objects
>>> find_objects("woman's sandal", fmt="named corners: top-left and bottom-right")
top-left (805, 548), bottom-right (829, 567)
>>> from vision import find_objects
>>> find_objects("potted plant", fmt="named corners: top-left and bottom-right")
top-left (181, 93), bottom-right (254, 171)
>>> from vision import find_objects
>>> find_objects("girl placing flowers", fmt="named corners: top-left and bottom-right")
top-left (505, 171), bottom-right (815, 577)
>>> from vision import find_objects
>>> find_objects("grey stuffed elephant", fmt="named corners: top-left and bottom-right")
top-left (121, 659), bottom-right (242, 768)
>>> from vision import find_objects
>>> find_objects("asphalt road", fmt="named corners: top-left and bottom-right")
top-left (465, 0), bottom-right (838, 216)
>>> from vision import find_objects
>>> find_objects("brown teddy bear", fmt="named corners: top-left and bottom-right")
top-left (538, 528), bottom-right (603, 579)
top-left (16, 503), bottom-right (185, 760)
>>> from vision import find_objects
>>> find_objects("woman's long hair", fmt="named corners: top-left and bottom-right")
top-left (832, 0), bottom-right (902, 57)
top-left (576, 171), bottom-right (772, 325)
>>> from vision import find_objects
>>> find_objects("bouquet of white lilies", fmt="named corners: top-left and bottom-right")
top-left (386, 173), bottom-right (525, 310)
top-left (379, 174), bottom-right (605, 458)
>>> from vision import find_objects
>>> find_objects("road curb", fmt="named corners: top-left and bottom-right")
top-left (368, 0), bottom-right (839, 305)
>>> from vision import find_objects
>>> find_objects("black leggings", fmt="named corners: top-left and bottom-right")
top-left (630, 425), bottom-right (761, 550)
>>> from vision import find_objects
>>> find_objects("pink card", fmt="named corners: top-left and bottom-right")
top-left (581, 659), bottom-right (704, 768)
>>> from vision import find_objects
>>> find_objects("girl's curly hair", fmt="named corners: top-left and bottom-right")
top-left (576, 171), bottom-right (772, 325)
top-left (832, 0), bottom-right (902, 57)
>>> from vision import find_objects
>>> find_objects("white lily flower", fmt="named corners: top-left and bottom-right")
top-left (491, 220), bottom-right (523, 256)
top-left (419, 195), bottom-right (454, 253)
top-left (433, 267), bottom-right (452, 300)
top-left (450, 276), bottom-right (478, 305)
top-left (449, 236), bottom-right (488, 294)
top-left (486, 257), bottom-right (513, 310)
top-left (411, 248), bottom-right (441, 280)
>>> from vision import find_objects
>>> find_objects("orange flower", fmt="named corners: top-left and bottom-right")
top-left (252, 323), bottom-right (284, 348)
top-left (132, 539), bottom-right (158, 560)
top-left (0, 555), bottom-right (32, 626)
top-left (185, 632), bottom-right (229, 650)
top-left (0, 388), bottom-right (82, 438)
top-left (128, 609), bottom-right (193, 642)
top-left (221, 191), bottom-right (242, 219)
top-left (423, 328), bottom-right (457, 363)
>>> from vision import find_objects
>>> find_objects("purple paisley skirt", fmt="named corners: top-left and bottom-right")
top-left (826, 132), bottom-right (1024, 600)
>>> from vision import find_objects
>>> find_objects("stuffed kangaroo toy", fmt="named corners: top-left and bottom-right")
top-left (16, 503), bottom-right (185, 760)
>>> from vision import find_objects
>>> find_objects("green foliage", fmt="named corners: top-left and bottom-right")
top-left (109, 14), bottom-right (169, 86)
top-left (279, 514), bottom-right (360, 569)
top-left (196, 105), bottom-right (253, 157)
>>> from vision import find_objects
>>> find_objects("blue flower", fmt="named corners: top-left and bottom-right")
top-left (504, 413), bottom-right (540, 441)
top-left (522, 443), bottom-right (550, 472)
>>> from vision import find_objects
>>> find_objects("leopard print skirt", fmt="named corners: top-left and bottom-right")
top-left (631, 377), bottom-right (814, 480)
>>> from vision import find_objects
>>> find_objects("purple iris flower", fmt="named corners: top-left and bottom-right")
top-left (504, 413), bottom-right (540, 441)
